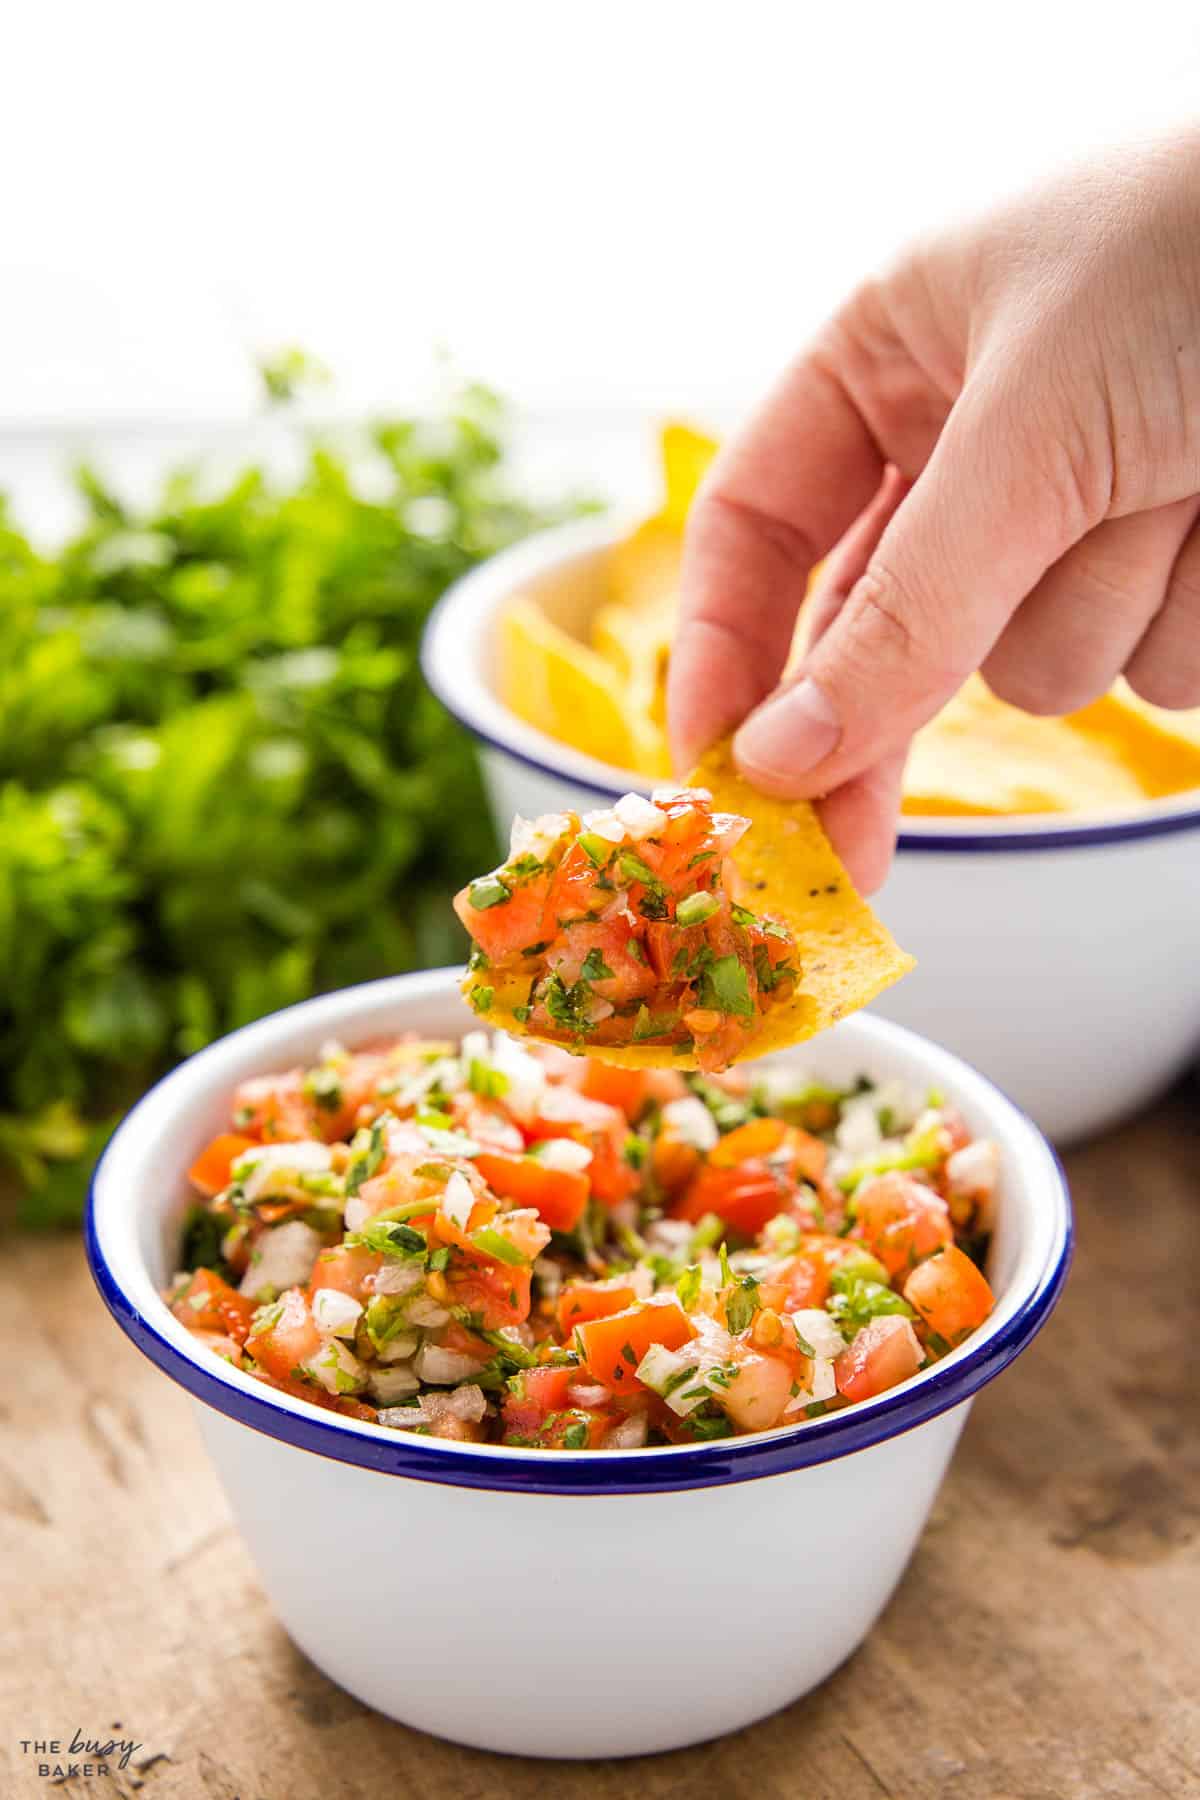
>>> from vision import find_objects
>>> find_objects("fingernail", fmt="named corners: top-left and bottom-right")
top-left (733, 677), bottom-right (841, 781)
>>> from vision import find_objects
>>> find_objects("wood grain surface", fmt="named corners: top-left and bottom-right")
top-left (3, 1088), bottom-right (1198, 1800)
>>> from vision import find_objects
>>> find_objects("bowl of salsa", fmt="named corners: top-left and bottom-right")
top-left (88, 967), bottom-right (1070, 1757)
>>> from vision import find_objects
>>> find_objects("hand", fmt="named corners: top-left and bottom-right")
top-left (668, 129), bottom-right (1200, 891)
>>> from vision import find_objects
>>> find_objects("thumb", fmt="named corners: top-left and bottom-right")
top-left (732, 375), bottom-right (1094, 797)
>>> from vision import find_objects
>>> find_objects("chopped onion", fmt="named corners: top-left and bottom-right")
top-left (836, 1099), bottom-right (884, 1159)
top-left (946, 1140), bottom-right (999, 1200)
top-left (443, 1384), bottom-right (488, 1422)
top-left (234, 1139), bottom-right (334, 1200)
top-left (375, 1332), bottom-right (419, 1363)
top-left (787, 1308), bottom-right (847, 1361)
top-left (510, 811), bottom-right (571, 860)
top-left (406, 1295), bottom-right (452, 1329)
top-left (567, 1383), bottom-right (612, 1408)
top-left (442, 1169), bottom-right (477, 1230)
top-left (489, 1035), bottom-right (547, 1123)
top-left (413, 1343), bottom-right (486, 1385)
top-left (603, 1412), bottom-right (649, 1449)
top-left (580, 808), bottom-right (626, 844)
top-left (311, 1287), bottom-right (363, 1339)
top-left (343, 1197), bottom-right (370, 1233)
top-left (614, 792), bottom-right (669, 839)
top-left (370, 1261), bottom-right (424, 1297)
top-left (301, 1337), bottom-right (367, 1396)
top-left (534, 1137), bottom-right (592, 1173)
top-left (237, 1221), bottom-right (323, 1300)
top-left (368, 1364), bottom-right (420, 1404)
top-left (662, 1096), bottom-right (720, 1152)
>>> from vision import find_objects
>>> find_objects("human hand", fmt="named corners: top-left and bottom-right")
top-left (668, 130), bottom-right (1200, 892)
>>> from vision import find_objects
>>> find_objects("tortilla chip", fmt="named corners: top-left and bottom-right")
top-left (903, 675), bottom-right (1200, 817)
top-left (465, 739), bottom-right (914, 1068)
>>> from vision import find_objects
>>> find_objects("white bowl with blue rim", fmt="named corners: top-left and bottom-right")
top-left (422, 519), bottom-right (1200, 1144)
top-left (87, 967), bottom-right (1070, 1759)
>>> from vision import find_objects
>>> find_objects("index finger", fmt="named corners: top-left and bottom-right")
top-left (667, 344), bottom-right (883, 773)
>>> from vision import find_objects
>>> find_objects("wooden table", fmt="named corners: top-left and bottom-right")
top-left (4, 1088), bottom-right (1198, 1800)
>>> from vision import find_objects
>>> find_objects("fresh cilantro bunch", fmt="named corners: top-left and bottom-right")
top-left (0, 366), bottom-right (588, 1225)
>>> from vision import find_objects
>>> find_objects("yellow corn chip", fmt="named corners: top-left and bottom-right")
top-left (463, 739), bottom-right (914, 1069)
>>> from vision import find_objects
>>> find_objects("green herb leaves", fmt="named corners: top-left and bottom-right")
top-left (698, 954), bottom-right (754, 1019)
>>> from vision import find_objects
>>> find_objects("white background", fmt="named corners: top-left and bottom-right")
top-left (2, 1), bottom-right (1200, 509)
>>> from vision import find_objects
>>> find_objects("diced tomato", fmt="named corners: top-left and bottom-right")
top-left (474, 1149), bottom-right (588, 1232)
top-left (246, 1286), bottom-right (325, 1382)
top-left (834, 1315), bottom-right (924, 1403)
top-left (575, 1298), bottom-right (694, 1390)
top-left (255, 1368), bottom-right (377, 1422)
top-left (308, 1244), bottom-right (384, 1302)
top-left (757, 1234), bottom-right (864, 1314)
top-left (525, 1088), bottom-right (636, 1205)
top-left (578, 1060), bottom-right (649, 1121)
top-left (453, 869), bottom-right (552, 961)
top-left (521, 1364), bottom-right (575, 1411)
top-left (652, 1129), bottom-right (702, 1194)
top-left (453, 1099), bottom-right (524, 1154)
top-left (357, 1162), bottom-right (444, 1224)
top-left (545, 841), bottom-right (607, 924)
top-left (545, 921), bottom-right (657, 1008)
top-left (851, 1172), bottom-right (953, 1278)
top-left (709, 1118), bottom-right (787, 1166)
top-left (446, 1259), bottom-right (532, 1330)
top-left (170, 1268), bottom-right (258, 1345)
top-left (501, 1397), bottom-right (615, 1449)
top-left (675, 1161), bottom-right (788, 1237)
top-left (903, 1245), bottom-right (994, 1347)
top-left (438, 1318), bottom-right (495, 1362)
top-left (555, 1278), bottom-right (638, 1336)
top-left (188, 1133), bottom-right (258, 1197)
top-left (230, 1070), bottom-right (313, 1143)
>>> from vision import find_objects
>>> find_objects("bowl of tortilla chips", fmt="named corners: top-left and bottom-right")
top-left (422, 428), bottom-right (1200, 1143)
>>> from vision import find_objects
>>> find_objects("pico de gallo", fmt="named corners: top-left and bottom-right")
top-left (167, 1030), bottom-right (998, 1449)
top-left (454, 788), bottom-right (801, 1073)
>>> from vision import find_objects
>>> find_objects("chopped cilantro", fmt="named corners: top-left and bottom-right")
top-left (580, 947), bottom-right (615, 983)
top-left (724, 1274), bottom-right (760, 1336)
top-left (542, 973), bottom-right (592, 1035)
top-left (468, 984), bottom-right (495, 1014)
top-left (827, 1277), bottom-right (913, 1339)
top-left (561, 1420), bottom-right (589, 1450)
top-left (698, 953), bottom-right (754, 1019)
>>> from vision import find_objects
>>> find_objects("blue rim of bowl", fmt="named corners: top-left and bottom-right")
top-left (85, 997), bottom-right (1073, 1498)
top-left (418, 540), bottom-right (1200, 856)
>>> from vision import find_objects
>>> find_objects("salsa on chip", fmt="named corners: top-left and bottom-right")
top-left (455, 742), bottom-right (913, 1072)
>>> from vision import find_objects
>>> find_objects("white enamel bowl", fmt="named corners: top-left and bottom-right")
top-left (422, 518), bottom-right (1200, 1144)
top-left (88, 968), bottom-right (1070, 1760)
